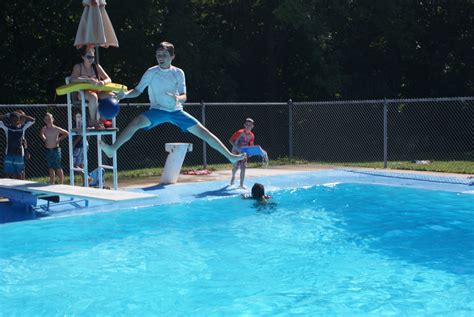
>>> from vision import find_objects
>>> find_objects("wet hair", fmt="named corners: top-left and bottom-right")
top-left (251, 183), bottom-right (265, 200)
top-left (156, 41), bottom-right (175, 56)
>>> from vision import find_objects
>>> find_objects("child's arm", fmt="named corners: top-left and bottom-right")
top-left (177, 93), bottom-right (187, 103)
top-left (40, 126), bottom-right (47, 142)
top-left (166, 92), bottom-right (187, 104)
top-left (116, 69), bottom-right (152, 100)
top-left (57, 127), bottom-right (69, 142)
top-left (229, 131), bottom-right (245, 148)
top-left (0, 119), bottom-right (7, 132)
top-left (229, 130), bottom-right (239, 147)
top-left (116, 88), bottom-right (141, 100)
top-left (21, 114), bottom-right (36, 122)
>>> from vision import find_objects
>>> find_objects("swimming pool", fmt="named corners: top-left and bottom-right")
top-left (1, 171), bottom-right (473, 315)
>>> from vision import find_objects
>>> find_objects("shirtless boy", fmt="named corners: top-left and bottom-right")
top-left (40, 113), bottom-right (69, 184)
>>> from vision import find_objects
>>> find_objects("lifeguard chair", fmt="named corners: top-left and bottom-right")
top-left (60, 78), bottom-right (124, 190)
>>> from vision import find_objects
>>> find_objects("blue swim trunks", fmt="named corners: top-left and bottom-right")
top-left (142, 109), bottom-right (199, 132)
top-left (3, 154), bottom-right (24, 174)
top-left (46, 147), bottom-right (62, 169)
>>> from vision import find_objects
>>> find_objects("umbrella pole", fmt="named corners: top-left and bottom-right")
top-left (95, 45), bottom-right (100, 64)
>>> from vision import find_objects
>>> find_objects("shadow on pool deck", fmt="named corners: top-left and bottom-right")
top-left (193, 185), bottom-right (238, 198)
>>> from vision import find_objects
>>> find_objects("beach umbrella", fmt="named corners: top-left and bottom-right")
top-left (74, 0), bottom-right (118, 62)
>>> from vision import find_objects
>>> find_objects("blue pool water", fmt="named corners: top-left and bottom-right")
top-left (1, 182), bottom-right (473, 315)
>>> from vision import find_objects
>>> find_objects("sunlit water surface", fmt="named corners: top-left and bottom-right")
top-left (1, 183), bottom-right (473, 316)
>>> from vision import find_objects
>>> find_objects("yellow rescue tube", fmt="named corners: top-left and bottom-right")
top-left (56, 82), bottom-right (127, 96)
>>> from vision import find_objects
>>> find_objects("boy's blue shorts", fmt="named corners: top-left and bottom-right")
top-left (142, 109), bottom-right (200, 132)
top-left (46, 148), bottom-right (62, 169)
top-left (3, 154), bottom-right (24, 174)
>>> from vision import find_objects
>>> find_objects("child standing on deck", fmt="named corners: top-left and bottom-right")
top-left (40, 113), bottom-right (69, 184)
top-left (72, 110), bottom-right (87, 169)
top-left (0, 111), bottom-right (35, 179)
top-left (229, 118), bottom-right (255, 189)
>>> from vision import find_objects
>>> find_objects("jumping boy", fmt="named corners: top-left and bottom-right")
top-left (100, 41), bottom-right (245, 164)
top-left (0, 111), bottom-right (35, 179)
top-left (40, 113), bottom-right (69, 184)
top-left (229, 118), bottom-right (255, 188)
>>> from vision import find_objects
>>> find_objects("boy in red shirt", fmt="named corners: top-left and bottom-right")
top-left (229, 118), bottom-right (255, 188)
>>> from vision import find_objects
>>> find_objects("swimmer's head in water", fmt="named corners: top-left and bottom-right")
top-left (251, 183), bottom-right (266, 200)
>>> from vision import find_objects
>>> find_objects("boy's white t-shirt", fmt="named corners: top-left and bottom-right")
top-left (134, 65), bottom-right (186, 112)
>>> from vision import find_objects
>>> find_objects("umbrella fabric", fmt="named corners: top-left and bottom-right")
top-left (74, 0), bottom-right (118, 48)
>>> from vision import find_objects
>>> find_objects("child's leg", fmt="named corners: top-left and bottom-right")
top-left (56, 169), bottom-right (64, 184)
top-left (18, 159), bottom-right (26, 180)
top-left (187, 124), bottom-right (245, 164)
top-left (101, 114), bottom-right (151, 158)
top-left (3, 156), bottom-right (15, 179)
top-left (239, 164), bottom-right (246, 188)
top-left (230, 163), bottom-right (239, 185)
top-left (48, 168), bottom-right (55, 184)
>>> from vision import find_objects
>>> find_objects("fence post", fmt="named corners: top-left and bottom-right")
top-left (201, 100), bottom-right (207, 168)
top-left (288, 99), bottom-right (293, 160)
top-left (383, 98), bottom-right (388, 168)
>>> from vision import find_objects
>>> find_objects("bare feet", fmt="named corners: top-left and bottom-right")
top-left (228, 153), bottom-right (246, 164)
top-left (100, 140), bottom-right (114, 158)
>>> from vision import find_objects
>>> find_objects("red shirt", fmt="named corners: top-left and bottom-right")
top-left (230, 129), bottom-right (255, 148)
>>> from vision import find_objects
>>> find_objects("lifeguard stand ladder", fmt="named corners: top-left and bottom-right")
top-left (65, 77), bottom-right (118, 190)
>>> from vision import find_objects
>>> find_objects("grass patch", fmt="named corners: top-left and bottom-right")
top-left (325, 161), bottom-right (474, 174)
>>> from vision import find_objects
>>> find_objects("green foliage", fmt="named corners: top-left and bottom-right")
top-left (1, 0), bottom-right (472, 103)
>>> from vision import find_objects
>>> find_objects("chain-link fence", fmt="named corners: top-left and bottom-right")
top-left (291, 98), bottom-right (473, 164)
top-left (0, 97), bottom-right (472, 179)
